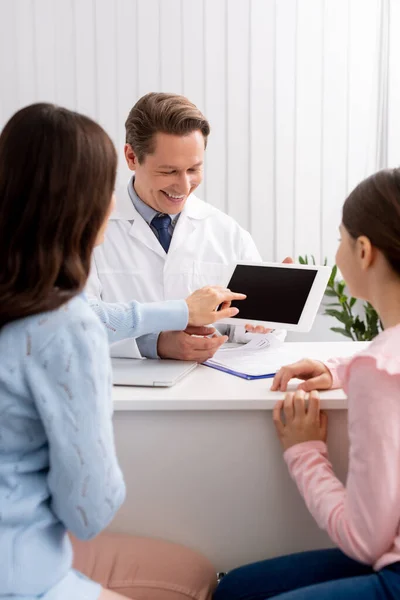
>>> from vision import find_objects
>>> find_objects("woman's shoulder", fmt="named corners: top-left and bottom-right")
top-left (1, 294), bottom-right (105, 356)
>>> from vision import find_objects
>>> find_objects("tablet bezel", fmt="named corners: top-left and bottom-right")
top-left (219, 261), bottom-right (332, 332)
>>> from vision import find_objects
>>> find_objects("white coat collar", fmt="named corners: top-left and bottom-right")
top-left (111, 183), bottom-right (214, 222)
top-left (110, 183), bottom-right (214, 259)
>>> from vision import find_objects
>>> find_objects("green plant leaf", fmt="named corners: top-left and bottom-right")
top-left (303, 258), bottom-right (382, 340)
top-left (324, 309), bottom-right (349, 324)
top-left (331, 327), bottom-right (354, 339)
top-left (324, 289), bottom-right (338, 297)
top-left (328, 265), bottom-right (337, 287)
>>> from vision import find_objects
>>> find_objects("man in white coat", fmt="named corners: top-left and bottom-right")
top-left (87, 92), bottom-right (287, 360)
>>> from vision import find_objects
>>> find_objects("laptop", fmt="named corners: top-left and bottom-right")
top-left (111, 358), bottom-right (198, 387)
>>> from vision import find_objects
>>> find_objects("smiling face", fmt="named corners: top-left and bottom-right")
top-left (125, 130), bottom-right (205, 214)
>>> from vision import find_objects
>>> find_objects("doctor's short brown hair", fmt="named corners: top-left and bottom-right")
top-left (125, 92), bottom-right (210, 163)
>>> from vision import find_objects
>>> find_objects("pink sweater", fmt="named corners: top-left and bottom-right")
top-left (283, 324), bottom-right (400, 571)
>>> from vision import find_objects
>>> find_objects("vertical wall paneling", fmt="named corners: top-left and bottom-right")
top-left (249, 0), bottom-right (275, 260)
top-left (182, 0), bottom-right (204, 111)
top-left (137, 0), bottom-right (160, 96)
top-left (321, 0), bottom-right (348, 263)
top-left (54, 0), bottom-right (76, 108)
top-left (0, 0), bottom-right (394, 271)
top-left (115, 0), bottom-right (138, 185)
top-left (226, 0), bottom-right (250, 230)
top-left (74, 0), bottom-right (97, 117)
top-left (0, 0), bottom-right (17, 122)
top-left (388, 0), bottom-right (400, 167)
top-left (181, 0), bottom-right (205, 199)
top-left (347, 0), bottom-right (380, 193)
top-left (160, 0), bottom-right (182, 94)
top-left (94, 0), bottom-right (118, 144)
top-left (204, 0), bottom-right (227, 212)
top-left (294, 0), bottom-right (323, 261)
top-left (372, 0), bottom-right (389, 170)
top-left (275, 0), bottom-right (297, 260)
top-left (14, 0), bottom-right (36, 110)
top-left (33, 0), bottom-right (56, 103)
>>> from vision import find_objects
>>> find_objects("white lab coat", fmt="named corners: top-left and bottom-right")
top-left (87, 183), bottom-right (264, 357)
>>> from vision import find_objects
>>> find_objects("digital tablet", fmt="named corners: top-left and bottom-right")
top-left (219, 261), bottom-right (332, 332)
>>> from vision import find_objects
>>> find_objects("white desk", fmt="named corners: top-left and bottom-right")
top-left (111, 342), bottom-right (367, 572)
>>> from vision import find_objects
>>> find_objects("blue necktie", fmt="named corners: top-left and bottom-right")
top-left (151, 214), bottom-right (172, 253)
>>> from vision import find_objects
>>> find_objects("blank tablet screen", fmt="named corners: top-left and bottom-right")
top-left (227, 265), bottom-right (317, 324)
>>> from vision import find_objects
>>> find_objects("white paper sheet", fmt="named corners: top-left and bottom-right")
top-left (205, 333), bottom-right (291, 377)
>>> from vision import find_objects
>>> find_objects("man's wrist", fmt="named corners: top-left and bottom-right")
top-left (136, 333), bottom-right (161, 358)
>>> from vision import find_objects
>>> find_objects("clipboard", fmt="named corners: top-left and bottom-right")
top-left (203, 360), bottom-right (276, 380)
top-left (202, 334), bottom-right (284, 380)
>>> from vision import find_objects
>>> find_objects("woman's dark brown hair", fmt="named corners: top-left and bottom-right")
top-left (342, 168), bottom-right (400, 275)
top-left (0, 103), bottom-right (117, 326)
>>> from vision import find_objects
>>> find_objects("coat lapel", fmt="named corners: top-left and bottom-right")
top-left (112, 183), bottom-right (166, 258)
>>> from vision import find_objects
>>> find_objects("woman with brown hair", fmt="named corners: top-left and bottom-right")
top-left (0, 103), bottom-right (243, 600)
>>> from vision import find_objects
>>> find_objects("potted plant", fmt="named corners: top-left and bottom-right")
top-left (298, 255), bottom-right (383, 341)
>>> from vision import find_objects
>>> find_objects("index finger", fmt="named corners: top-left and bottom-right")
top-left (271, 365), bottom-right (297, 391)
top-left (307, 390), bottom-right (321, 420)
top-left (271, 368), bottom-right (284, 391)
top-left (217, 289), bottom-right (247, 301)
top-left (272, 400), bottom-right (285, 436)
top-left (271, 360), bottom-right (315, 391)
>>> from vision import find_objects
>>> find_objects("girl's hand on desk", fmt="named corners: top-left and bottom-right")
top-left (273, 390), bottom-right (328, 451)
top-left (271, 359), bottom-right (333, 391)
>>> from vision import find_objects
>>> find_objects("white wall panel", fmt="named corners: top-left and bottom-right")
top-left (137, 0), bottom-right (160, 96)
top-left (388, 0), bottom-right (400, 167)
top-left (14, 0), bottom-right (36, 109)
top-left (226, 0), bottom-right (250, 230)
top-left (115, 0), bottom-right (138, 183)
top-left (182, 0), bottom-right (205, 198)
top-left (54, 0), bottom-right (76, 108)
top-left (95, 0), bottom-right (118, 139)
top-left (275, 0), bottom-right (297, 261)
top-left (321, 0), bottom-right (349, 263)
top-left (33, 0), bottom-right (56, 103)
top-left (347, 0), bottom-right (380, 192)
top-left (294, 0), bottom-right (324, 260)
top-left (204, 0), bottom-right (226, 213)
top-left (0, 0), bottom-right (393, 267)
top-left (0, 0), bottom-right (18, 122)
top-left (74, 0), bottom-right (97, 116)
top-left (160, 0), bottom-right (182, 94)
top-left (249, 0), bottom-right (275, 260)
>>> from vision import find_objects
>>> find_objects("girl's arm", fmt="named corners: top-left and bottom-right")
top-left (284, 356), bottom-right (400, 565)
top-left (324, 356), bottom-right (354, 389)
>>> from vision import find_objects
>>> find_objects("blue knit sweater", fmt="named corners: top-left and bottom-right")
top-left (0, 295), bottom-right (125, 596)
